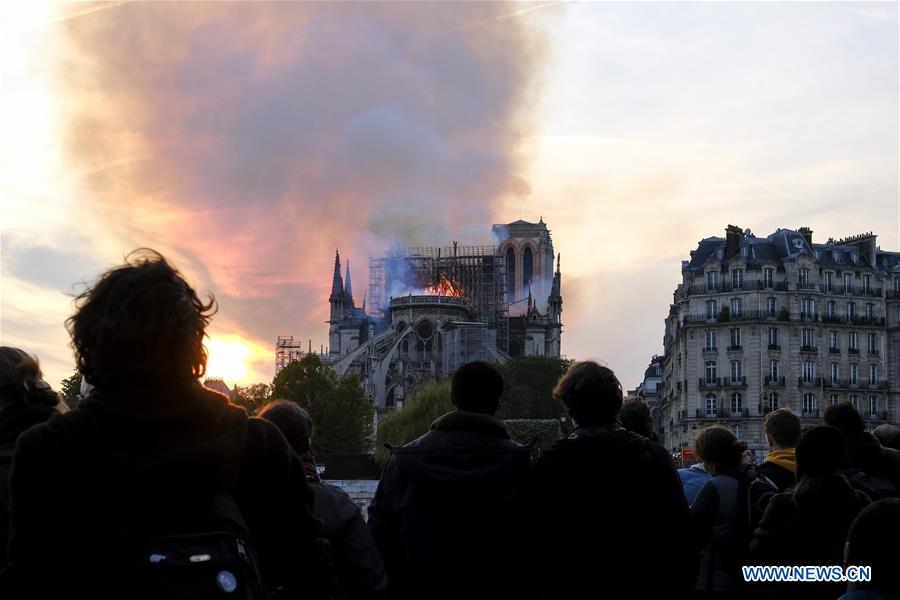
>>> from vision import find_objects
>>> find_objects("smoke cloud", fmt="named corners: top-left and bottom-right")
top-left (60, 1), bottom-right (549, 378)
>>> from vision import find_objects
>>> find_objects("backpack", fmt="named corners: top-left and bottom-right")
top-left (116, 493), bottom-right (269, 600)
top-left (843, 467), bottom-right (897, 501)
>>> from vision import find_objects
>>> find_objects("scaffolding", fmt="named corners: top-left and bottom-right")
top-left (368, 244), bottom-right (509, 355)
top-left (275, 335), bottom-right (305, 372)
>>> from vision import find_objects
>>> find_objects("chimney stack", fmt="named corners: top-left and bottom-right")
top-left (725, 225), bottom-right (743, 259)
top-left (798, 227), bottom-right (813, 246)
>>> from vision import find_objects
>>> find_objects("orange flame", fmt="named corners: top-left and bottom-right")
top-left (424, 273), bottom-right (463, 298)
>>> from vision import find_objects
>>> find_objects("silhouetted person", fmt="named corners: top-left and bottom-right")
top-left (758, 408), bottom-right (801, 492)
top-left (0, 250), bottom-right (332, 599)
top-left (692, 425), bottom-right (774, 593)
top-left (825, 402), bottom-right (900, 498)
top-left (0, 347), bottom-right (67, 569)
top-left (873, 424), bottom-right (900, 452)
top-left (526, 361), bottom-right (697, 597)
top-left (839, 499), bottom-right (900, 600)
top-left (618, 397), bottom-right (659, 442)
top-left (752, 426), bottom-right (870, 599)
top-left (368, 361), bottom-right (530, 600)
top-left (258, 400), bottom-right (387, 599)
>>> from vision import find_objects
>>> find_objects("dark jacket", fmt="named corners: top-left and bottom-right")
top-left (692, 464), bottom-right (774, 592)
top-left (368, 410), bottom-right (530, 600)
top-left (758, 449), bottom-right (797, 492)
top-left (0, 403), bottom-right (59, 569)
top-left (751, 474), bottom-right (870, 599)
top-left (527, 423), bottom-right (697, 597)
top-left (310, 478), bottom-right (387, 599)
top-left (0, 382), bottom-right (332, 599)
top-left (845, 431), bottom-right (900, 494)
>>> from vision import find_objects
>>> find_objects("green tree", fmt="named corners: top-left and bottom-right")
top-left (59, 371), bottom-right (82, 411)
top-left (271, 354), bottom-right (374, 454)
top-left (496, 356), bottom-right (570, 420)
top-left (375, 379), bottom-right (452, 465)
top-left (231, 382), bottom-right (271, 416)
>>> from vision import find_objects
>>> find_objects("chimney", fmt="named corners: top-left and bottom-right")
top-left (725, 225), bottom-right (743, 259)
top-left (798, 227), bottom-right (813, 246)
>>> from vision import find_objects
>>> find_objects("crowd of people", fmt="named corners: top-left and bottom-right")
top-left (0, 249), bottom-right (899, 599)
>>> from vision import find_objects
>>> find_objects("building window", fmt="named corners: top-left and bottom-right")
top-left (769, 392), bottom-right (780, 411)
top-left (830, 394), bottom-right (839, 405)
top-left (705, 361), bottom-right (717, 383)
top-left (768, 327), bottom-right (778, 347)
top-left (803, 393), bottom-right (817, 416)
top-left (830, 331), bottom-right (839, 350)
top-left (852, 253), bottom-right (860, 265)
top-left (850, 395), bottom-right (860, 410)
top-left (522, 247), bottom-right (533, 291)
top-left (705, 330), bottom-right (717, 351)
top-left (844, 272), bottom-right (853, 292)
top-left (833, 251), bottom-right (842, 263)
top-left (801, 298), bottom-right (815, 320)
top-left (868, 396), bottom-right (878, 417)
top-left (826, 301), bottom-right (836, 317)
top-left (706, 300), bottom-right (717, 320)
top-left (732, 268), bottom-right (743, 290)
top-left (849, 331), bottom-right (859, 351)
top-left (730, 297), bottom-right (742, 317)
top-left (850, 363), bottom-right (859, 385)
top-left (802, 361), bottom-right (816, 383)
top-left (731, 392), bottom-right (742, 415)
top-left (824, 272), bottom-right (833, 292)
top-left (868, 333), bottom-right (878, 354)
top-left (802, 328), bottom-right (814, 348)
top-left (764, 268), bottom-right (774, 288)
top-left (729, 328), bottom-right (742, 349)
top-left (706, 394), bottom-right (717, 417)
top-left (863, 274), bottom-right (871, 292)
top-left (505, 248), bottom-right (515, 297)
top-left (767, 297), bottom-right (777, 317)
top-left (847, 302), bottom-right (856, 319)
top-left (730, 360), bottom-right (742, 383)
top-left (799, 268), bottom-right (810, 285)
top-left (733, 424), bottom-right (743, 438)
top-left (894, 277), bottom-right (900, 293)
top-left (707, 270), bottom-right (719, 291)
top-left (831, 362), bottom-right (839, 384)
top-left (869, 364), bottom-right (877, 385)
top-left (769, 360), bottom-right (779, 381)
top-left (865, 303), bottom-right (875, 319)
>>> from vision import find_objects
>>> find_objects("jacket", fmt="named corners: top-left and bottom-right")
top-left (0, 381), bottom-right (332, 599)
top-left (527, 423), bottom-right (697, 597)
top-left (845, 431), bottom-right (900, 494)
top-left (368, 410), bottom-right (530, 600)
top-left (679, 462), bottom-right (712, 505)
top-left (759, 449), bottom-right (797, 492)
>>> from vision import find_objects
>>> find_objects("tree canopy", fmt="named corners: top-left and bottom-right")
top-left (59, 371), bottom-right (82, 411)
top-left (231, 383), bottom-right (271, 416)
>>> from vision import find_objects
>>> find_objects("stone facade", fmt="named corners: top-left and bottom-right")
top-left (327, 479), bottom-right (379, 519)
top-left (660, 226), bottom-right (900, 459)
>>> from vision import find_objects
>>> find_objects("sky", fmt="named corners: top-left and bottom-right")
top-left (1, 1), bottom-right (898, 392)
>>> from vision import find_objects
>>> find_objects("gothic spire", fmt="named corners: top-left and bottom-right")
top-left (344, 260), bottom-right (354, 308)
top-left (330, 249), bottom-right (344, 300)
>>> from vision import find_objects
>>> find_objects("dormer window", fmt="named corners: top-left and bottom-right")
top-left (833, 251), bottom-right (842, 263)
top-left (814, 250), bottom-right (821, 260)
top-left (717, 249), bottom-right (724, 260)
top-left (798, 268), bottom-right (810, 285)
top-left (741, 246), bottom-right (748, 258)
top-left (852, 253), bottom-right (860, 264)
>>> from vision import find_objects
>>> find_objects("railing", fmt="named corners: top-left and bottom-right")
top-left (724, 376), bottom-right (747, 387)
top-left (798, 377), bottom-right (823, 387)
top-left (800, 345), bottom-right (818, 353)
top-left (799, 313), bottom-right (820, 322)
top-left (802, 410), bottom-right (820, 418)
top-left (849, 348), bottom-right (860, 355)
top-left (868, 349), bottom-right (880, 356)
top-left (699, 378), bottom-right (722, 389)
top-left (797, 282), bottom-right (817, 291)
top-left (866, 411), bottom-right (890, 421)
top-left (702, 346), bottom-right (718, 353)
top-left (756, 280), bottom-right (789, 291)
top-left (727, 345), bottom-right (743, 352)
top-left (696, 408), bottom-right (720, 419)
top-left (764, 376), bottom-right (785, 387)
top-left (768, 344), bottom-right (781, 351)
top-left (868, 381), bottom-right (890, 390)
top-left (887, 289), bottom-right (900, 299)
top-left (828, 347), bottom-right (841, 354)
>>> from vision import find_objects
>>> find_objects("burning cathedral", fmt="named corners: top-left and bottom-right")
top-left (284, 219), bottom-right (562, 408)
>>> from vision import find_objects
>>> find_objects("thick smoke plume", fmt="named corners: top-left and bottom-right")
top-left (61, 2), bottom-right (548, 371)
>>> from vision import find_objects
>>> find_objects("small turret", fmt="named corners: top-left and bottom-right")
top-left (344, 260), bottom-right (355, 309)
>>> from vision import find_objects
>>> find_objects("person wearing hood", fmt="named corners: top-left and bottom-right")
top-left (825, 402), bottom-right (900, 498)
top-left (367, 361), bottom-right (530, 600)
top-left (758, 408), bottom-right (801, 492)
top-left (751, 425), bottom-right (871, 599)
top-left (0, 347), bottom-right (67, 569)
top-left (0, 250), bottom-right (333, 599)
top-left (259, 399), bottom-right (387, 599)
top-left (526, 361), bottom-right (697, 597)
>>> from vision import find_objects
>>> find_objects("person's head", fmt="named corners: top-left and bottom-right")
top-left (257, 400), bottom-right (312, 456)
top-left (795, 425), bottom-right (845, 482)
top-left (618, 399), bottom-right (653, 439)
top-left (0, 347), bottom-right (64, 411)
top-left (552, 361), bottom-right (622, 427)
top-left (873, 424), bottom-right (900, 451)
top-left (694, 426), bottom-right (746, 475)
top-left (824, 401), bottom-right (865, 437)
top-left (450, 361), bottom-right (504, 414)
top-left (844, 499), bottom-right (900, 593)
top-left (67, 249), bottom-right (216, 389)
top-left (763, 408), bottom-right (801, 451)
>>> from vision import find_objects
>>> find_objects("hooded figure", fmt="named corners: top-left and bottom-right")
top-left (368, 362), bottom-right (530, 600)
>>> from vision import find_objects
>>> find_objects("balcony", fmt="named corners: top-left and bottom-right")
top-left (800, 345), bottom-right (818, 353)
top-left (828, 347), bottom-right (841, 354)
top-left (866, 411), bottom-right (890, 421)
top-left (799, 313), bottom-right (820, 323)
top-left (699, 377), bottom-right (722, 389)
top-left (768, 344), bottom-right (781, 351)
top-left (850, 316), bottom-right (886, 327)
top-left (696, 408), bottom-right (721, 419)
top-left (727, 345), bottom-right (743, 352)
top-left (798, 377), bottom-right (823, 387)
top-left (757, 280), bottom-right (789, 291)
top-left (764, 376), bottom-right (785, 387)
top-left (724, 376), bottom-right (747, 388)
top-left (868, 381), bottom-right (890, 391)
top-left (887, 289), bottom-right (900, 300)
top-left (727, 407), bottom-right (750, 418)
top-left (849, 348), bottom-right (860, 355)
top-left (802, 410), bottom-right (820, 418)
top-left (868, 349), bottom-right (880, 357)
